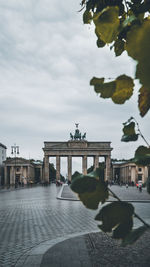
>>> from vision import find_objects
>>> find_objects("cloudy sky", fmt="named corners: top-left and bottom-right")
top-left (0, 0), bottom-right (150, 174)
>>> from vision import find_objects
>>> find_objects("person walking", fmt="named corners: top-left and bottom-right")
top-left (139, 184), bottom-right (142, 192)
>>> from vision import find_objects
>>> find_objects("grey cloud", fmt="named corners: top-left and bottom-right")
top-left (0, 0), bottom-right (149, 168)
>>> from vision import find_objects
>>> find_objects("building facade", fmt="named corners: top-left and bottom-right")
top-left (0, 143), bottom-right (7, 185)
top-left (4, 158), bottom-right (43, 186)
top-left (112, 161), bottom-right (148, 185)
top-left (0, 143), bottom-right (7, 165)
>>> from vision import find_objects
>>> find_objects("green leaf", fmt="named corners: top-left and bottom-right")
top-left (146, 176), bottom-right (150, 194)
top-left (138, 86), bottom-right (150, 117)
top-left (90, 77), bottom-right (104, 86)
top-left (122, 121), bottom-right (136, 135)
top-left (95, 202), bottom-right (134, 236)
top-left (95, 82), bottom-right (116, 98)
top-left (121, 226), bottom-right (148, 246)
top-left (70, 174), bottom-right (98, 194)
top-left (71, 171), bottom-right (81, 181)
top-left (79, 180), bottom-right (109, 209)
top-left (112, 75), bottom-right (134, 104)
top-left (121, 121), bottom-right (139, 142)
top-left (94, 7), bottom-right (120, 43)
top-left (83, 10), bottom-right (92, 24)
top-left (71, 169), bottom-right (109, 209)
top-left (114, 39), bottom-right (125, 56)
top-left (97, 38), bottom-right (106, 48)
top-left (121, 134), bottom-right (139, 142)
top-left (113, 217), bottom-right (133, 239)
top-left (90, 75), bottom-right (134, 104)
top-left (134, 146), bottom-right (150, 166)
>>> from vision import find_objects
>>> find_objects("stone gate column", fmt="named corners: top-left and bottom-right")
top-left (40, 166), bottom-right (43, 181)
top-left (68, 156), bottom-right (72, 181)
top-left (56, 156), bottom-right (60, 181)
top-left (20, 166), bottom-right (23, 183)
top-left (82, 156), bottom-right (87, 175)
top-left (94, 156), bottom-right (99, 170)
top-left (105, 155), bottom-right (111, 181)
top-left (44, 155), bottom-right (49, 182)
top-left (4, 166), bottom-right (7, 186)
top-left (10, 166), bottom-right (15, 185)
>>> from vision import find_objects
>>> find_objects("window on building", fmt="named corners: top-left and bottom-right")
top-left (138, 167), bottom-right (142, 172)
top-left (138, 174), bottom-right (142, 180)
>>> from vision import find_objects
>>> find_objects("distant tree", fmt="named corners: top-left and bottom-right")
top-left (49, 163), bottom-right (56, 181)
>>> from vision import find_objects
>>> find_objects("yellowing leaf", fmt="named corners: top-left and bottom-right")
top-left (95, 82), bottom-right (116, 98)
top-left (94, 7), bottom-right (120, 43)
top-left (136, 60), bottom-right (150, 90)
top-left (90, 75), bottom-right (134, 104)
top-left (138, 86), bottom-right (150, 117)
top-left (112, 75), bottom-right (134, 104)
top-left (114, 39), bottom-right (125, 56)
top-left (90, 77), bottom-right (104, 86)
top-left (126, 19), bottom-right (150, 89)
top-left (126, 24), bottom-right (141, 60)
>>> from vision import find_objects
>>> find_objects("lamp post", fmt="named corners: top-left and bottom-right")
top-left (11, 144), bottom-right (19, 188)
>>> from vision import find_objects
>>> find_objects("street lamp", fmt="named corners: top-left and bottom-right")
top-left (11, 144), bottom-right (19, 187)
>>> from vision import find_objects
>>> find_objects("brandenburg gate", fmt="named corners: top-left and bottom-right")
top-left (43, 124), bottom-right (113, 182)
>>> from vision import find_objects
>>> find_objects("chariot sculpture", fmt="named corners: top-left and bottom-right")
top-left (70, 124), bottom-right (86, 141)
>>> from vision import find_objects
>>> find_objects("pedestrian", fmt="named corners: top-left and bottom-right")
top-left (139, 184), bottom-right (142, 192)
top-left (126, 183), bottom-right (128, 188)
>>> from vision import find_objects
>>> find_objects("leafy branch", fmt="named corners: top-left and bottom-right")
top-left (82, 0), bottom-right (150, 117)
top-left (74, 0), bottom-right (150, 245)
top-left (71, 169), bottom-right (150, 246)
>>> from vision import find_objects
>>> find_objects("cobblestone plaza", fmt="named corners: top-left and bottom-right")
top-left (0, 185), bottom-right (150, 266)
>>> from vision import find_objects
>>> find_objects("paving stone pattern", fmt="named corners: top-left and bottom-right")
top-left (0, 185), bottom-right (150, 267)
top-left (60, 185), bottom-right (78, 200)
top-left (85, 231), bottom-right (150, 267)
top-left (0, 185), bottom-right (98, 267)
top-left (41, 236), bottom-right (92, 267)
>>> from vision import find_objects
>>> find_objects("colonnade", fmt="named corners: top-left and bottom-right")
top-left (44, 154), bottom-right (111, 182)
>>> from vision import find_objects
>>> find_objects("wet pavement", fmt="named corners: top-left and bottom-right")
top-left (0, 184), bottom-right (150, 266)
top-left (0, 185), bottom-right (98, 267)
